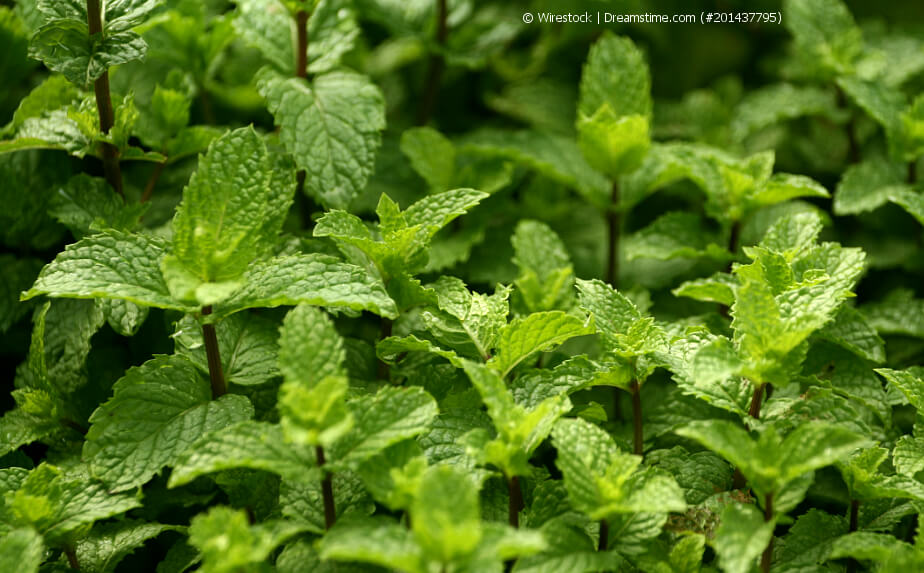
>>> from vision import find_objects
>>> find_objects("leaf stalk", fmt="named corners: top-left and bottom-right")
top-left (630, 379), bottom-right (643, 456)
top-left (87, 0), bottom-right (123, 198)
top-left (416, 0), bottom-right (448, 125)
top-left (316, 445), bottom-right (336, 529)
top-left (761, 492), bottom-right (774, 573)
top-left (507, 474), bottom-right (523, 529)
top-left (200, 306), bottom-right (227, 398)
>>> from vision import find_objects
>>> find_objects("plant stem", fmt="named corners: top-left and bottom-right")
top-left (316, 445), bottom-right (336, 529)
top-left (65, 546), bottom-right (80, 570)
top-left (630, 380), bottom-right (643, 456)
top-left (200, 306), bottom-right (226, 398)
top-left (846, 499), bottom-right (860, 573)
top-left (748, 382), bottom-right (764, 420)
top-left (598, 519), bottom-right (609, 551)
top-left (86, 0), bottom-right (123, 198)
top-left (836, 85), bottom-right (860, 164)
top-left (508, 475), bottom-right (523, 528)
top-left (141, 160), bottom-right (166, 204)
top-left (295, 10), bottom-right (309, 79)
top-left (416, 0), bottom-right (448, 125)
top-left (606, 181), bottom-right (621, 287)
top-left (761, 493), bottom-right (774, 573)
top-left (909, 160), bottom-right (918, 185)
top-left (199, 87), bottom-right (215, 125)
top-left (719, 219), bottom-right (741, 317)
top-left (377, 317), bottom-right (393, 381)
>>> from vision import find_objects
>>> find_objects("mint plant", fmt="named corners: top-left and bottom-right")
top-left (2, 1), bottom-right (924, 572)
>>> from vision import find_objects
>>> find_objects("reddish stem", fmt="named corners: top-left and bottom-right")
top-left (201, 306), bottom-right (226, 398)
top-left (296, 10), bottom-right (309, 79)
top-left (87, 0), bottom-right (123, 198)
top-left (416, 0), bottom-right (448, 125)
top-left (630, 380), bottom-right (643, 456)
top-left (316, 445), bottom-right (336, 529)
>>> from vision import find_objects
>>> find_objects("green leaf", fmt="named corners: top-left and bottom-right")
top-left (671, 273), bottom-right (736, 306)
top-left (168, 420), bottom-right (316, 487)
top-left (169, 126), bottom-right (294, 289)
top-left (834, 158), bottom-right (909, 216)
top-left (489, 311), bottom-right (593, 378)
top-left (0, 528), bottom-right (43, 573)
top-left (280, 471), bottom-right (374, 534)
top-left (188, 506), bottom-right (306, 573)
top-left (552, 417), bottom-right (686, 521)
top-left (578, 32), bottom-right (651, 120)
top-left (713, 503), bottom-right (774, 573)
top-left (890, 189), bottom-right (924, 226)
top-left (330, 386), bottom-right (438, 469)
top-left (876, 368), bottom-right (924, 411)
top-left (77, 520), bottom-right (178, 573)
top-left (421, 279), bottom-right (509, 361)
top-left (174, 312), bottom-right (279, 387)
top-left (22, 230), bottom-right (192, 312)
top-left (862, 289), bottom-right (924, 338)
top-left (29, 20), bottom-right (147, 86)
top-left (624, 212), bottom-right (728, 262)
top-left (0, 256), bottom-right (40, 333)
top-left (731, 83), bottom-right (836, 141)
top-left (6, 463), bottom-right (140, 546)
top-left (893, 436), bottom-right (924, 477)
top-left (412, 464), bottom-right (482, 565)
top-left (215, 253), bottom-right (398, 319)
top-left (3, 74), bottom-right (79, 134)
top-left (257, 69), bottom-right (385, 210)
top-left (460, 129), bottom-right (610, 209)
top-left (577, 106), bottom-right (649, 178)
top-left (783, 0), bottom-right (862, 76)
top-left (401, 126), bottom-right (455, 193)
top-left (403, 188), bottom-right (489, 237)
top-left (83, 355), bottom-right (254, 491)
top-left (818, 306), bottom-right (886, 363)
top-left (320, 518), bottom-right (422, 572)
top-left (49, 174), bottom-right (146, 237)
top-left (512, 220), bottom-right (574, 314)
top-left (356, 440), bottom-right (427, 512)
top-left (576, 279), bottom-right (641, 340)
top-left (278, 304), bottom-right (344, 385)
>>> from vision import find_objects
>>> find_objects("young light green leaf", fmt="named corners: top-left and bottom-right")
top-left (489, 311), bottom-right (593, 378)
top-left (277, 304), bottom-right (344, 386)
top-left (893, 436), bottom-right (924, 477)
top-left (169, 126), bottom-right (295, 287)
top-left (257, 69), bottom-right (385, 210)
top-left (713, 503), bottom-right (774, 573)
top-left (834, 158), bottom-right (909, 216)
top-left (188, 507), bottom-right (307, 573)
top-left (783, 0), bottom-right (862, 76)
top-left (83, 355), bottom-right (254, 491)
top-left (578, 32), bottom-right (651, 121)
top-left (876, 368), bottom-right (924, 411)
top-left (624, 212), bottom-right (728, 262)
top-left (862, 289), bottom-right (924, 338)
top-left (577, 106), bottom-right (650, 178)
top-left (22, 230), bottom-right (192, 312)
top-left (403, 188), bottom-right (489, 237)
top-left (412, 464), bottom-right (482, 566)
top-left (6, 463), bottom-right (141, 545)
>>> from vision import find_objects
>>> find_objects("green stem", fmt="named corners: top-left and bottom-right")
top-left (86, 0), bottom-right (123, 198)
top-left (316, 445), bottom-right (336, 529)
top-left (761, 493), bottom-right (774, 573)
top-left (141, 160), bottom-right (166, 204)
top-left (416, 0), bottom-right (448, 125)
top-left (200, 306), bottom-right (226, 398)
top-left (295, 10), bottom-right (309, 79)
top-left (65, 546), bottom-right (80, 570)
top-left (630, 380), bottom-right (643, 456)
top-left (846, 499), bottom-right (860, 573)
top-left (507, 475), bottom-right (523, 529)
top-left (748, 382), bottom-right (765, 420)
top-left (598, 519), bottom-right (609, 551)
top-left (606, 181), bottom-right (621, 287)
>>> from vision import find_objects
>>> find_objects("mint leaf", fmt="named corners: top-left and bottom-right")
top-left (330, 386), bottom-right (438, 469)
top-left (412, 464), bottom-right (482, 566)
top-left (83, 355), bottom-right (254, 491)
top-left (0, 528), bottom-right (43, 573)
top-left (489, 311), bottom-right (593, 378)
top-left (169, 126), bottom-right (294, 288)
top-left (29, 20), bottom-right (147, 86)
top-left (320, 518), bottom-right (422, 572)
top-left (22, 230), bottom-right (191, 311)
top-left (168, 420), bottom-right (316, 487)
top-left (511, 220), bottom-right (574, 313)
top-left (215, 253), bottom-right (398, 319)
top-left (257, 69), bottom-right (385, 210)
top-left (77, 520), bottom-right (178, 573)
top-left (6, 463), bottom-right (140, 546)
top-left (713, 503), bottom-right (774, 573)
top-left (578, 32), bottom-right (651, 120)
top-left (188, 507), bottom-right (306, 573)
top-left (783, 0), bottom-right (862, 76)
top-left (401, 126), bottom-right (455, 193)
